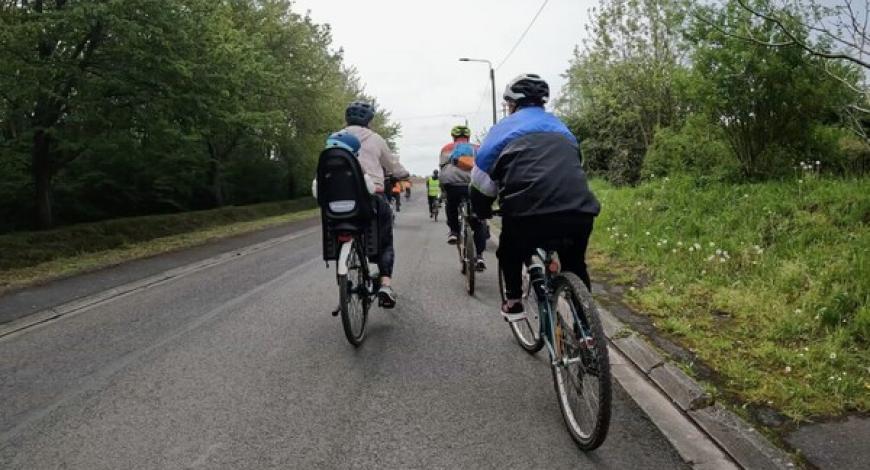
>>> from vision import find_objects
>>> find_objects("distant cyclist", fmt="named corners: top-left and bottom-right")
top-left (389, 177), bottom-right (403, 212)
top-left (342, 101), bottom-right (409, 308)
top-left (440, 125), bottom-right (489, 271)
top-left (426, 169), bottom-right (441, 217)
top-left (470, 74), bottom-right (600, 321)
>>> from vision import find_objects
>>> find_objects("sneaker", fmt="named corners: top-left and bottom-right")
top-left (447, 233), bottom-right (458, 245)
top-left (378, 285), bottom-right (397, 309)
top-left (501, 300), bottom-right (527, 322)
top-left (475, 256), bottom-right (487, 272)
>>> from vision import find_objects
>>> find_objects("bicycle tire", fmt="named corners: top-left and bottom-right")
top-left (550, 272), bottom-right (611, 450)
top-left (464, 225), bottom-right (475, 296)
top-left (498, 261), bottom-right (544, 353)
top-left (339, 239), bottom-right (369, 346)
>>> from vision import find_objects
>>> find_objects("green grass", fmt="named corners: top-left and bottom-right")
top-left (588, 175), bottom-right (869, 420)
top-left (0, 199), bottom-right (317, 293)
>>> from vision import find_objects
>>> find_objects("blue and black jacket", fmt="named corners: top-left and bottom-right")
top-left (470, 106), bottom-right (600, 218)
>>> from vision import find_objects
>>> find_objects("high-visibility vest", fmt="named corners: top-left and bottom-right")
top-left (427, 177), bottom-right (441, 197)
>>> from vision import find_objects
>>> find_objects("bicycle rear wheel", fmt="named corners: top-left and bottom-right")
top-left (339, 239), bottom-right (370, 346)
top-left (463, 224), bottom-right (475, 295)
top-left (498, 261), bottom-right (544, 353)
top-left (550, 272), bottom-right (611, 450)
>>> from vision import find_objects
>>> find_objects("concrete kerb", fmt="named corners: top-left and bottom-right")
top-left (598, 303), bottom-right (795, 469)
top-left (489, 224), bottom-right (795, 469)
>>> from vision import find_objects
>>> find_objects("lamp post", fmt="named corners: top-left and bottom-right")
top-left (449, 114), bottom-right (469, 127)
top-left (458, 58), bottom-right (497, 126)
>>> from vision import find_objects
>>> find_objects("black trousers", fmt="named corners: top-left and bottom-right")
top-left (444, 184), bottom-right (488, 255)
top-left (498, 213), bottom-right (594, 299)
top-left (372, 194), bottom-right (395, 277)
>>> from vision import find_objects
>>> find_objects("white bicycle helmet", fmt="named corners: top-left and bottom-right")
top-left (503, 73), bottom-right (550, 105)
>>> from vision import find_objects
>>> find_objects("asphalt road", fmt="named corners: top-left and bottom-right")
top-left (0, 196), bottom-right (688, 469)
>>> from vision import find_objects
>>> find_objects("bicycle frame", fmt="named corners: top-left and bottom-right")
top-left (336, 234), bottom-right (379, 299)
top-left (528, 249), bottom-right (591, 369)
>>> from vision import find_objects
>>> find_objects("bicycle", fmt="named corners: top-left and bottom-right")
top-left (332, 229), bottom-right (380, 346)
top-left (498, 246), bottom-right (612, 450)
top-left (429, 197), bottom-right (441, 221)
top-left (456, 198), bottom-right (476, 295)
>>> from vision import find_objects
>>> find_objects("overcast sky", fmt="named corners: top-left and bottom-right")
top-left (293, 0), bottom-right (596, 175)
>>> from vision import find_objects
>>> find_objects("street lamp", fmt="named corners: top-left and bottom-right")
top-left (459, 58), bottom-right (497, 126)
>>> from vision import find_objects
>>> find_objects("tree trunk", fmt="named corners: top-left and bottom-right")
top-left (207, 141), bottom-right (224, 207)
top-left (33, 129), bottom-right (53, 229)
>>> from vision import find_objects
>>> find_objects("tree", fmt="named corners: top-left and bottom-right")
top-left (691, 0), bottom-right (862, 177)
top-left (557, 0), bottom-right (692, 184)
top-left (0, 0), bottom-right (400, 231)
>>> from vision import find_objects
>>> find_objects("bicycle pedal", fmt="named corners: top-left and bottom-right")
top-left (331, 306), bottom-right (340, 317)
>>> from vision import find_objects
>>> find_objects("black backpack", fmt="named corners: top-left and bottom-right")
top-left (315, 147), bottom-right (378, 261)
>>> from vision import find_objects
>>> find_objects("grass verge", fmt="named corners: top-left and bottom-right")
top-left (588, 175), bottom-right (869, 420)
top-left (0, 199), bottom-right (317, 293)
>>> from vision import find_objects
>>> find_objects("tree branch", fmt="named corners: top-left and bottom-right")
top-left (734, 0), bottom-right (870, 68)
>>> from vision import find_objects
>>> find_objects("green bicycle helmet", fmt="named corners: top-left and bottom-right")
top-left (450, 125), bottom-right (471, 139)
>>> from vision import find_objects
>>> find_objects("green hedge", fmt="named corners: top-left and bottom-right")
top-left (0, 198), bottom-right (316, 271)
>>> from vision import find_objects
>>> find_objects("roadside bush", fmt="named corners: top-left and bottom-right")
top-left (643, 117), bottom-right (739, 181)
top-left (809, 126), bottom-right (870, 176)
top-left (0, 198), bottom-right (316, 272)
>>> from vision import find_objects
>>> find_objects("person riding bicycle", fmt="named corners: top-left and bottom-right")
top-left (390, 178), bottom-right (403, 212)
top-left (440, 125), bottom-right (489, 271)
top-left (426, 169), bottom-right (442, 217)
top-left (342, 100), bottom-right (409, 308)
top-left (470, 74), bottom-right (600, 322)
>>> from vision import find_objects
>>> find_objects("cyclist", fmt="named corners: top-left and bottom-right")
top-left (390, 178), bottom-right (403, 212)
top-left (440, 125), bottom-right (489, 271)
top-left (470, 74), bottom-right (600, 321)
top-left (426, 169), bottom-right (441, 217)
top-left (342, 101), bottom-right (409, 308)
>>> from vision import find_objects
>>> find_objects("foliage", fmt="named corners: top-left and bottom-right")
top-left (0, 198), bottom-right (315, 273)
top-left (589, 176), bottom-right (869, 419)
top-left (690, 0), bottom-right (861, 179)
top-left (559, 0), bottom-right (867, 184)
top-left (557, 0), bottom-right (692, 185)
top-left (0, 0), bottom-right (397, 231)
top-left (643, 115), bottom-right (740, 182)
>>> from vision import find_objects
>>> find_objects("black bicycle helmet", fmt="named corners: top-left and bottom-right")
top-left (503, 73), bottom-right (550, 106)
top-left (346, 101), bottom-right (375, 126)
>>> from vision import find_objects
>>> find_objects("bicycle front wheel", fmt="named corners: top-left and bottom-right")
top-left (499, 261), bottom-right (544, 353)
top-left (550, 272), bottom-right (611, 450)
top-left (339, 239), bottom-right (369, 346)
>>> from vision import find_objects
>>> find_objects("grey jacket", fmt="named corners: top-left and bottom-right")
top-left (343, 125), bottom-right (409, 192)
